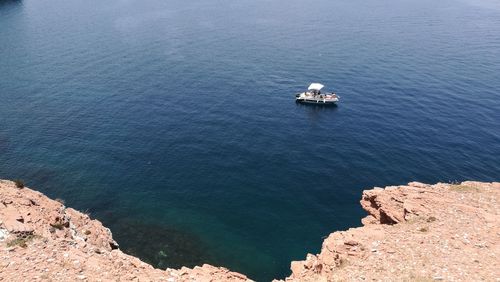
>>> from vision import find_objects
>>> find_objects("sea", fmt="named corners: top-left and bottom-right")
top-left (1, 0), bottom-right (499, 280)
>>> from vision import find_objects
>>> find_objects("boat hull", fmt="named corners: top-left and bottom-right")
top-left (296, 98), bottom-right (338, 105)
top-left (295, 91), bottom-right (339, 105)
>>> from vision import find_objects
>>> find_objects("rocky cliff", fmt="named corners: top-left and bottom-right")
top-left (0, 180), bottom-right (250, 281)
top-left (1, 179), bottom-right (498, 281)
top-left (278, 181), bottom-right (499, 281)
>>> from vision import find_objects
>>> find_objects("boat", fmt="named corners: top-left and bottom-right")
top-left (295, 83), bottom-right (340, 105)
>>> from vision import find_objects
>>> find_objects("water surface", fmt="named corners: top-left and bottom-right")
top-left (1, 0), bottom-right (499, 280)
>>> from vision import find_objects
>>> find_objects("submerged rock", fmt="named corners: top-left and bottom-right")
top-left (0, 179), bottom-right (251, 281)
top-left (1, 179), bottom-right (498, 281)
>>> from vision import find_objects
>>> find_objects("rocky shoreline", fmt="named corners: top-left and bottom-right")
top-left (0, 179), bottom-right (498, 281)
top-left (278, 181), bottom-right (499, 281)
top-left (0, 180), bottom-right (250, 281)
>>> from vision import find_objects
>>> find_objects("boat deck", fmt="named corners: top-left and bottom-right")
top-left (296, 92), bottom-right (339, 105)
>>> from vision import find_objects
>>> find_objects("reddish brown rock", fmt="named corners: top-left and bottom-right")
top-left (0, 180), bottom-right (251, 282)
top-left (1, 179), bottom-right (498, 281)
top-left (277, 181), bottom-right (500, 282)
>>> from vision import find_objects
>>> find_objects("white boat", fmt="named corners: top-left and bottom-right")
top-left (295, 83), bottom-right (340, 105)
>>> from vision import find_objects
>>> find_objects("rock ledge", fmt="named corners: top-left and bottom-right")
top-left (0, 180), bottom-right (251, 282)
top-left (1, 180), bottom-right (498, 281)
top-left (277, 181), bottom-right (499, 281)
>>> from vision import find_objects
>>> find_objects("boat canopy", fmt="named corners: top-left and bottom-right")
top-left (308, 83), bottom-right (324, 91)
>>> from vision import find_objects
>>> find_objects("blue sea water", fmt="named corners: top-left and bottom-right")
top-left (1, 0), bottom-right (499, 280)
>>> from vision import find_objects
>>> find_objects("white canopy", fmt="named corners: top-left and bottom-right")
top-left (308, 83), bottom-right (324, 91)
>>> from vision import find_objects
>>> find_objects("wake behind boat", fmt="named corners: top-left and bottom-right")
top-left (295, 83), bottom-right (340, 105)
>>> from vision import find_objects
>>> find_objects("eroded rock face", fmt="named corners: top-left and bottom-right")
top-left (1, 179), bottom-right (498, 281)
top-left (278, 181), bottom-right (500, 281)
top-left (0, 180), bottom-right (251, 282)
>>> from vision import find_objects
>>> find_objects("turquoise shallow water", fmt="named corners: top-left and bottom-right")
top-left (1, 0), bottom-right (500, 280)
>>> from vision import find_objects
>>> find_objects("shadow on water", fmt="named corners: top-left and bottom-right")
top-left (0, 0), bottom-right (22, 7)
top-left (108, 219), bottom-right (215, 270)
top-left (29, 168), bottom-right (59, 188)
top-left (296, 102), bottom-right (339, 122)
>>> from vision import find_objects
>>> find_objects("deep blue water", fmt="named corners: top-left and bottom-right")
top-left (1, 0), bottom-right (499, 280)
